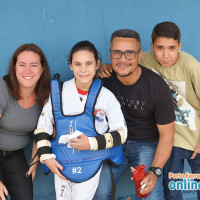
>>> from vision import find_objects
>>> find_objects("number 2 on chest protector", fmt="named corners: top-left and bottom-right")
top-left (72, 167), bottom-right (82, 174)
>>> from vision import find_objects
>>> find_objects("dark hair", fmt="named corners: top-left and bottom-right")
top-left (68, 40), bottom-right (100, 64)
top-left (152, 21), bottom-right (181, 44)
top-left (4, 43), bottom-right (50, 106)
top-left (110, 29), bottom-right (141, 49)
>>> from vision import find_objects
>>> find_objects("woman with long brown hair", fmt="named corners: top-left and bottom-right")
top-left (0, 43), bottom-right (50, 200)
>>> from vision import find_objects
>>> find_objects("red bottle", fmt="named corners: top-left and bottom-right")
top-left (131, 165), bottom-right (149, 198)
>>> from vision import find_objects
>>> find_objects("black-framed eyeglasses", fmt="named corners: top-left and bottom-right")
top-left (109, 49), bottom-right (141, 60)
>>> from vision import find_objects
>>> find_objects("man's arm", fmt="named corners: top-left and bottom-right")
top-left (151, 121), bottom-right (175, 168)
top-left (140, 121), bottom-right (175, 195)
top-left (191, 140), bottom-right (200, 159)
top-left (190, 61), bottom-right (200, 159)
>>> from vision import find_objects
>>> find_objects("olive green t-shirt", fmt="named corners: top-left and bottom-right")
top-left (140, 51), bottom-right (200, 151)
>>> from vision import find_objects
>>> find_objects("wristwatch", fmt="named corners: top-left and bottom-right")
top-left (149, 167), bottom-right (162, 177)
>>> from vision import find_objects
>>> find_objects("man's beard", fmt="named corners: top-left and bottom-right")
top-left (115, 64), bottom-right (138, 77)
top-left (115, 70), bottom-right (134, 77)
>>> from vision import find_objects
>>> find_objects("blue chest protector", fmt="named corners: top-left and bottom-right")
top-left (43, 77), bottom-right (123, 183)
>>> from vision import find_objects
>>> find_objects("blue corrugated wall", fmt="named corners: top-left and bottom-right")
top-left (0, 0), bottom-right (200, 199)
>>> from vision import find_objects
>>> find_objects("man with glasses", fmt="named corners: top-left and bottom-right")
top-left (94, 29), bottom-right (175, 200)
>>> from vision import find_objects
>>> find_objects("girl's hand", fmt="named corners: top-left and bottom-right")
top-left (44, 158), bottom-right (67, 180)
top-left (0, 181), bottom-right (8, 200)
top-left (26, 162), bottom-right (38, 181)
top-left (70, 134), bottom-right (90, 150)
